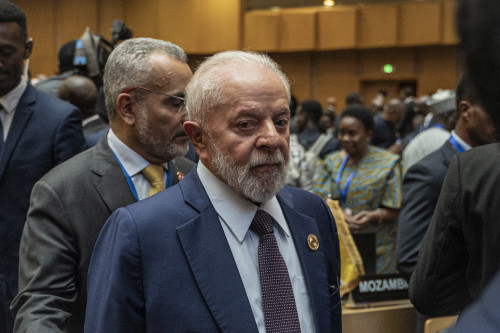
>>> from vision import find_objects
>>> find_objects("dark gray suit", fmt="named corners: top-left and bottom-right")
top-left (0, 85), bottom-right (86, 332)
top-left (397, 141), bottom-right (457, 279)
top-left (10, 138), bottom-right (194, 333)
top-left (410, 143), bottom-right (500, 316)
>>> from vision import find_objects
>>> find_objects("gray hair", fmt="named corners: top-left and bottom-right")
top-left (103, 38), bottom-right (187, 119)
top-left (384, 98), bottom-right (404, 112)
top-left (185, 51), bottom-right (290, 127)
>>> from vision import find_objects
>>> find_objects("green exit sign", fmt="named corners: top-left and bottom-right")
top-left (382, 64), bottom-right (394, 74)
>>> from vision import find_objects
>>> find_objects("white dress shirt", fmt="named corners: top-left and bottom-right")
top-left (107, 129), bottom-right (168, 200)
top-left (0, 75), bottom-right (28, 140)
top-left (450, 130), bottom-right (472, 151)
top-left (197, 161), bottom-right (316, 333)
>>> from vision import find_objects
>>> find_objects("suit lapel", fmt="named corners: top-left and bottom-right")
top-left (176, 170), bottom-right (258, 332)
top-left (0, 87), bottom-right (35, 180)
top-left (277, 189), bottom-right (332, 333)
top-left (442, 141), bottom-right (458, 169)
top-left (92, 139), bottom-right (136, 212)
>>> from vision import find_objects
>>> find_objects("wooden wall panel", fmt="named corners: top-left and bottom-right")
top-left (359, 48), bottom-right (415, 80)
top-left (399, 1), bottom-right (441, 46)
top-left (97, 0), bottom-right (125, 42)
top-left (123, 0), bottom-right (158, 38)
top-left (196, 0), bottom-right (241, 53)
top-left (244, 10), bottom-right (280, 51)
top-left (317, 7), bottom-right (357, 50)
top-left (157, 0), bottom-right (198, 52)
top-left (357, 4), bottom-right (398, 49)
top-left (442, 0), bottom-right (459, 45)
top-left (272, 46), bottom-right (459, 112)
top-left (56, 1), bottom-right (98, 45)
top-left (270, 52), bottom-right (313, 103)
top-left (12, 0), bottom-right (461, 106)
top-left (418, 46), bottom-right (458, 95)
top-left (16, 0), bottom-right (58, 76)
top-left (157, 0), bottom-right (240, 54)
top-left (316, 51), bottom-right (359, 112)
top-left (279, 9), bottom-right (316, 51)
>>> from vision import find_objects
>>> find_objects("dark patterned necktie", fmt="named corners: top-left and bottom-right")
top-left (0, 105), bottom-right (4, 152)
top-left (250, 210), bottom-right (301, 333)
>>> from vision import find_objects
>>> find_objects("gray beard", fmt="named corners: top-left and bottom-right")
top-left (209, 141), bottom-right (288, 203)
top-left (136, 107), bottom-right (189, 161)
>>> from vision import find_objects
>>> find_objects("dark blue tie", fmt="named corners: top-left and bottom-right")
top-left (0, 105), bottom-right (4, 153)
top-left (250, 210), bottom-right (301, 333)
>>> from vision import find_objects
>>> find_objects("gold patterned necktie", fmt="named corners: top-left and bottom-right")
top-left (141, 164), bottom-right (165, 196)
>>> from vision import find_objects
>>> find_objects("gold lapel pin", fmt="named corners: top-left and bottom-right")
top-left (307, 234), bottom-right (319, 251)
top-left (177, 171), bottom-right (185, 181)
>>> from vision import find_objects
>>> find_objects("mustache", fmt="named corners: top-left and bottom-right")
top-left (248, 151), bottom-right (286, 168)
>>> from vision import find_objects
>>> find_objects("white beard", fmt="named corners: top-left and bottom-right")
top-left (209, 141), bottom-right (289, 203)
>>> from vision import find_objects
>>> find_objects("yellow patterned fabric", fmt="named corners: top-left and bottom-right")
top-left (326, 198), bottom-right (365, 296)
top-left (313, 145), bottom-right (402, 274)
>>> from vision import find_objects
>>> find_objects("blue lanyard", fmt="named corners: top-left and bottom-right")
top-left (449, 136), bottom-right (465, 153)
top-left (112, 151), bottom-right (172, 201)
top-left (335, 154), bottom-right (357, 205)
top-left (165, 162), bottom-right (173, 187)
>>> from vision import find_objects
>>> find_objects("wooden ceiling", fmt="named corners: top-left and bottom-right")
top-left (245, 0), bottom-right (411, 11)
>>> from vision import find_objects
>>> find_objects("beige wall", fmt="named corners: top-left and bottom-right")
top-left (13, 0), bottom-right (460, 109)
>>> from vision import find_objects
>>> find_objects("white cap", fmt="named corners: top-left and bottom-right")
top-left (427, 89), bottom-right (456, 115)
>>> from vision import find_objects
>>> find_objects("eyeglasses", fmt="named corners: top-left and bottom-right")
top-left (121, 86), bottom-right (186, 113)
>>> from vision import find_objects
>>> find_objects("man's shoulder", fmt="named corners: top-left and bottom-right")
top-left (39, 142), bottom-right (109, 185)
top-left (410, 142), bottom-right (453, 170)
top-left (453, 143), bottom-right (500, 179)
top-left (171, 156), bottom-right (195, 174)
top-left (459, 143), bottom-right (500, 161)
top-left (23, 85), bottom-right (78, 117)
top-left (408, 127), bottom-right (449, 146)
top-left (280, 185), bottom-right (328, 216)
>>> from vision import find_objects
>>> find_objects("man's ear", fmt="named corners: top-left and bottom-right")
top-left (116, 93), bottom-right (137, 125)
top-left (458, 100), bottom-right (472, 122)
top-left (184, 121), bottom-right (209, 161)
top-left (24, 38), bottom-right (33, 59)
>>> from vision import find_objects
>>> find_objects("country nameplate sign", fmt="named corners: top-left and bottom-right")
top-left (351, 273), bottom-right (409, 303)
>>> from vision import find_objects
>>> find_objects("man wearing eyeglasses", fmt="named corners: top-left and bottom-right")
top-left (10, 38), bottom-right (194, 333)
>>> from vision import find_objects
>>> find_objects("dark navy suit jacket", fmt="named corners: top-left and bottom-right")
top-left (410, 143), bottom-right (500, 316)
top-left (85, 168), bottom-right (342, 333)
top-left (450, 269), bottom-right (500, 332)
top-left (0, 84), bottom-right (86, 330)
top-left (397, 141), bottom-right (457, 279)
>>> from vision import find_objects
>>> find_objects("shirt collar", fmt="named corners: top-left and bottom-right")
top-left (0, 75), bottom-right (28, 114)
top-left (451, 130), bottom-right (472, 151)
top-left (107, 129), bottom-right (168, 177)
top-left (197, 161), bottom-right (290, 243)
top-left (82, 114), bottom-right (100, 127)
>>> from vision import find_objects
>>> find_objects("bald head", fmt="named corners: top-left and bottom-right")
top-left (58, 75), bottom-right (98, 119)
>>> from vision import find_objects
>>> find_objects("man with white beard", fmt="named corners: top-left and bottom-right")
top-left (85, 51), bottom-right (342, 333)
